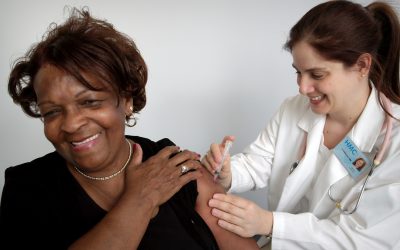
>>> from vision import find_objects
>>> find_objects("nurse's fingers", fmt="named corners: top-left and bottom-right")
top-left (221, 135), bottom-right (235, 147)
top-left (209, 195), bottom-right (246, 220)
top-left (201, 150), bottom-right (217, 174)
top-left (210, 143), bottom-right (223, 165)
top-left (210, 193), bottom-right (272, 237)
top-left (218, 135), bottom-right (235, 160)
top-left (216, 217), bottom-right (247, 238)
top-left (212, 193), bottom-right (249, 209)
top-left (211, 207), bottom-right (243, 226)
top-left (203, 135), bottom-right (235, 170)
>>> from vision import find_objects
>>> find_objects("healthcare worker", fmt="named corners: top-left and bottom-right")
top-left (202, 1), bottom-right (400, 249)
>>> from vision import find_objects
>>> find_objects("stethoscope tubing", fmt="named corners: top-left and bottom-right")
top-left (295, 92), bottom-right (394, 215)
top-left (327, 92), bottom-right (394, 215)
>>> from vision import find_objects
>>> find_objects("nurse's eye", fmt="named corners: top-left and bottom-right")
top-left (311, 73), bottom-right (324, 80)
top-left (295, 71), bottom-right (301, 84)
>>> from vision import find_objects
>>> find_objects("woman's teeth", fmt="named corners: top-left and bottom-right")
top-left (72, 134), bottom-right (99, 146)
top-left (310, 96), bottom-right (323, 101)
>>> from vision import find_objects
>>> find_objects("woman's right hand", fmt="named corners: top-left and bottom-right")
top-left (69, 144), bottom-right (202, 249)
top-left (201, 135), bottom-right (235, 190)
top-left (124, 144), bottom-right (202, 215)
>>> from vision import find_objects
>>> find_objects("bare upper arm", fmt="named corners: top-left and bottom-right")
top-left (195, 167), bottom-right (259, 250)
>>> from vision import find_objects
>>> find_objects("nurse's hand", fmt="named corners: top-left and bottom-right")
top-left (208, 193), bottom-right (273, 238)
top-left (201, 135), bottom-right (235, 190)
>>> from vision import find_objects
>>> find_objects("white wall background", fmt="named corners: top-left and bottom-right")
top-left (0, 0), bottom-right (392, 208)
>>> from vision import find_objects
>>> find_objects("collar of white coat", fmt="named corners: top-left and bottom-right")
top-left (275, 85), bottom-right (386, 213)
top-left (297, 84), bottom-right (385, 153)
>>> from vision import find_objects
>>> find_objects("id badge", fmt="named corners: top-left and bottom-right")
top-left (333, 136), bottom-right (371, 180)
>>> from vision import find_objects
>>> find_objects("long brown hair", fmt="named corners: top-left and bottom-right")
top-left (285, 1), bottom-right (400, 114)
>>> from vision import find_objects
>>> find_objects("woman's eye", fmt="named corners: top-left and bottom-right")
top-left (82, 99), bottom-right (102, 107)
top-left (312, 74), bottom-right (324, 80)
top-left (41, 109), bottom-right (61, 120)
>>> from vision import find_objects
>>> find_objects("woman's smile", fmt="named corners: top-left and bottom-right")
top-left (309, 95), bottom-right (325, 105)
top-left (70, 133), bottom-right (101, 152)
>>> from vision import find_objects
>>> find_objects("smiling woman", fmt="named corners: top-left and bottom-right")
top-left (34, 64), bottom-right (130, 177)
top-left (202, 1), bottom-right (400, 249)
top-left (0, 8), bottom-right (258, 250)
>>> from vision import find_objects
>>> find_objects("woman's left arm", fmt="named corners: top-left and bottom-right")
top-left (195, 166), bottom-right (260, 250)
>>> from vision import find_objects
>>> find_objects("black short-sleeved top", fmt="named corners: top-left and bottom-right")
top-left (0, 136), bottom-right (218, 250)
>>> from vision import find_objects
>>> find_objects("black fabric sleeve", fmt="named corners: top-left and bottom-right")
top-left (0, 156), bottom-right (67, 249)
top-left (129, 135), bottom-right (218, 249)
top-left (155, 138), bottom-right (218, 250)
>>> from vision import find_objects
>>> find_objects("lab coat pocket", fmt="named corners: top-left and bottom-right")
top-left (351, 183), bottom-right (400, 229)
top-left (276, 159), bottom-right (314, 212)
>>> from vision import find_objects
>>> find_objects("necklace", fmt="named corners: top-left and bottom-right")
top-left (74, 138), bottom-right (132, 181)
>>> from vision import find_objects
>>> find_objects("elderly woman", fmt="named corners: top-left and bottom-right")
top-left (0, 8), bottom-right (258, 250)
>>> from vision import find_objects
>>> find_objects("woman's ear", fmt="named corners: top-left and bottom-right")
top-left (123, 96), bottom-right (133, 116)
top-left (356, 53), bottom-right (372, 78)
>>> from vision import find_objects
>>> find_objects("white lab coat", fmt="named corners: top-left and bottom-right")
top-left (230, 86), bottom-right (400, 249)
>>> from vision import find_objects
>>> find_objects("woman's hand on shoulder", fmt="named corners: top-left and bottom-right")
top-left (123, 143), bottom-right (202, 215)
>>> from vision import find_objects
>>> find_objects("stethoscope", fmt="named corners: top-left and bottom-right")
top-left (292, 92), bottom-right (394, 215)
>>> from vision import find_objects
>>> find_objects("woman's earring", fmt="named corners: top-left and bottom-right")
top-left (125, 106), bottom-right (137, 127)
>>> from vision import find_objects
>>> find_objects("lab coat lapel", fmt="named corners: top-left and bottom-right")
top-left (310, 87), bottom-right (385, 216)
top-left (276, 108), bottom-right (325, 212)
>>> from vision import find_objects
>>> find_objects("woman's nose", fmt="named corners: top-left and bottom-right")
top-left (60, 108), bottom-right (87, 133)
top-left (298, 77), bottom-right (314, 95)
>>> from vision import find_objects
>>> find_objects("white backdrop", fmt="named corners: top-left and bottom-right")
top-left (0, 0), bottom-right (388, 208)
